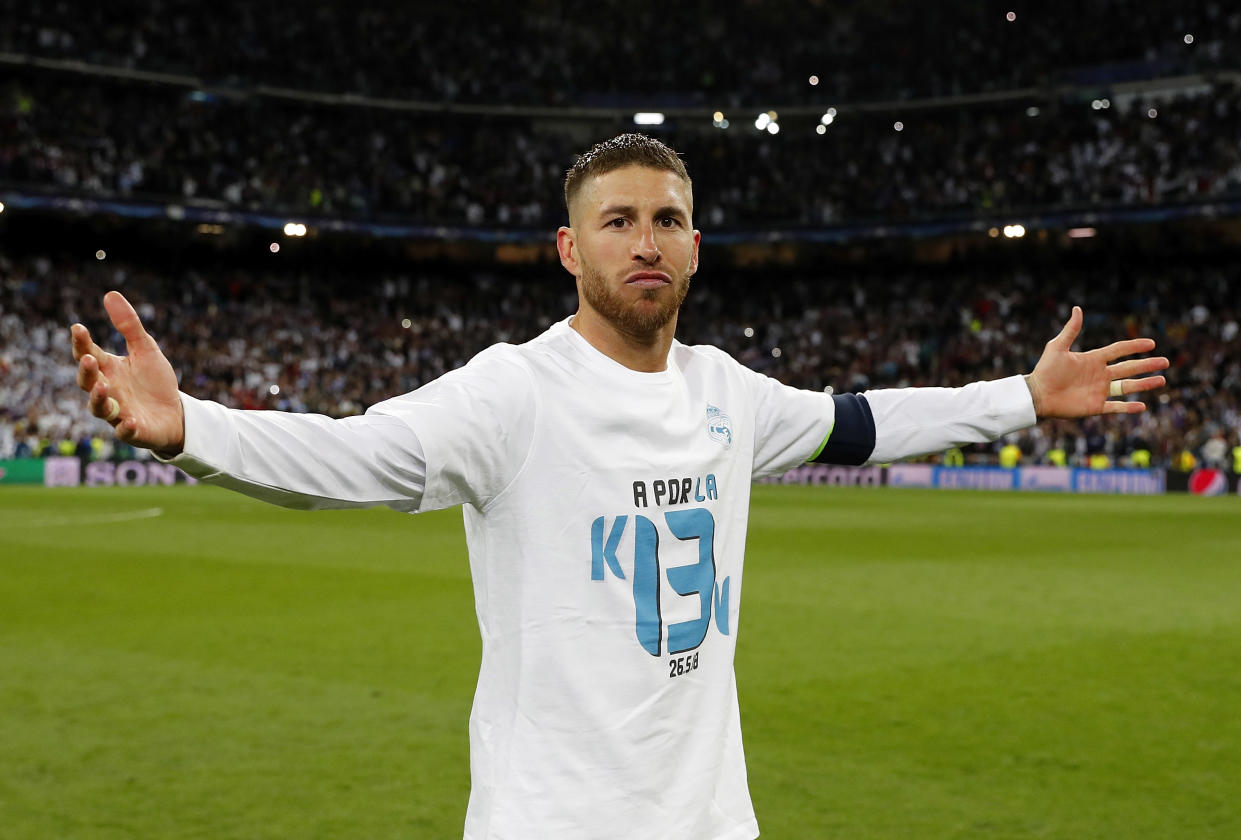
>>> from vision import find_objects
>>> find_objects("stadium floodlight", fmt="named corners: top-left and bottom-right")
top-left (1026, 106), bottom-right (1040, 117)
top-left (269, 242), bottom-right (280, 253)
top-left (766, 121), bottom-right (780, 135)
top-left (268, 385), bottom-right (280, 396)
top-left (893, 121), bottom-right (904, 131)
top-left (1184, 33), bottom-right (1194, 44)
top-left (283, 222), bottom-right (307, 237)
top-left (1148, 108), bottom-right (1158, 118)
top-left (1067, 227), bottom-right (1098, 238)
top-left (1003, 224), bottom-right (1027, 238)
top-left (0, 200), bottom-right (5, 213)
top-left (808, 75), bottom-right (819, 86)
top-left (633, 112), bottom-right (665, 126)
top-left (820, 112), bottom-right (835, 125)
top-left (95, 250), bottom-right (106, 260)
top-left (754, 113), bottom-right (771, 131)
top-left (815, 125), bottom-right (827, 135)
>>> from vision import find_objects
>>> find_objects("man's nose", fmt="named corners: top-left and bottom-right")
top-left (633, 225), bottom-right (660, 262)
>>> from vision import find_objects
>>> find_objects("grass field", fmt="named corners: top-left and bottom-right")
top-left (1, 484), bottom-right (1239, 839)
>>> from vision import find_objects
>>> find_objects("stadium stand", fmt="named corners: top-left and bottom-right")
top-left (4, 71), bottom-right (1241, 227)
top-left (1, 1), bottom-right (1238, 473)
top-left (3, 0), bottom-right (1237, 103)
top-left (3, 248), bottom-right (1237, 469)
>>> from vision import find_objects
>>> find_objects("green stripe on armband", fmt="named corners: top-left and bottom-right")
top-left (808, 421), bottom-right (835, 462)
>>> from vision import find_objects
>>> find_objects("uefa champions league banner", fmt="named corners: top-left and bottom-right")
top-left (0, 456), bottom-right (197, 486)
top-left (3, 458), bottom-right (1234, 495)
top-left (771, 463), bottom-right (1239, 496)
top-left (884, 464), bottom-right (1167, 494)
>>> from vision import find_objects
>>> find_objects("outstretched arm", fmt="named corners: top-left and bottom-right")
top-left (803, 306), bottom-right (1169, 466)
top-left (71, 291), bottom-right (185, 455)
top-left (1024, 306), bottom-right (1168, 418)
top-left (69, 291), bottom-right (531, 513)
top-left (70, 291), bottom-right (428, 511)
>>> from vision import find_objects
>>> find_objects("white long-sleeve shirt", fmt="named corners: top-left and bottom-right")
top-left (166, 318), bottom-right (1036, 840)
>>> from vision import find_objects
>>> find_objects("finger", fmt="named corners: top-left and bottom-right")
top-left (1102, 399), bottom-right (1149, 415)
top-left (1092, 337), bottom-right (1157, 362)
top-left (1047, 305), bottom-right (1082, 351)
top-left (77, 353), bottom-right (100, 392)
top-left (103, 291), bottom-right (157, 354)
top-left (1106, 356), bottom-right (1170, 380)
top-left (88, 378), bottom-right (118, 423)
top-left (1119, 374), bottom-right (1167, 395)
top-left (115, 416), bottom-right (140, 443)
top-left (70, 322), bottom-right (108, 364)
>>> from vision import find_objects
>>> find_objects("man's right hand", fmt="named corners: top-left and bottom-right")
top-left (71, 291), bottom-right (185, 456)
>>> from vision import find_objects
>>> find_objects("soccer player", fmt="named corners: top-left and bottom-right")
top-left (70, 134), bottom-right (1168, 839)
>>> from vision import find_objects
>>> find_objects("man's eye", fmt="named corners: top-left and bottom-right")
top-left (608, 218), bottom-right (628, 228)
top-left (659, 217), bottom-right (680, 228)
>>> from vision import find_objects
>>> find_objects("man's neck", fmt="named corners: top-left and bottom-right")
top-left (570, 308), bottom-right (677, 373)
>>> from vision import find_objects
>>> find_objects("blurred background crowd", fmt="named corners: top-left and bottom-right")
top-left (5, 71), bottom-right (1241, 227)
top-left (4, 0), bottom-right (1237, 104)
top-left (3, 248), bottom-right (1237, 470)
top-left (1, 0), bottom-right (1239, 473)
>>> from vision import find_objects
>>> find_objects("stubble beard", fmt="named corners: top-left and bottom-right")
top-left (579, 261), bottom-right (691, 337)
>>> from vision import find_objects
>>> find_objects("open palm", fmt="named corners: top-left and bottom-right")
top-left (71, 291), bottom-right (185, 454)
top-left (1026, 306), bottom-right (1169, 419)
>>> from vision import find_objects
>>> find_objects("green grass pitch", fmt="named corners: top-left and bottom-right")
top-left (2, 484), bottom-right (1239, 838)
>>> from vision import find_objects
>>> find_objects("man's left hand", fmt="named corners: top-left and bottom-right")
top-left (1026, 306), bottom-right (1169, 419)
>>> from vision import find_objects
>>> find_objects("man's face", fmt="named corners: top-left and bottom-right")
top-left (559, 165), bottom-right (701, 336)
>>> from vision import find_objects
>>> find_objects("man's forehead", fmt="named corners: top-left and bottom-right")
top-left (581, 165), bottom-right (693, 214)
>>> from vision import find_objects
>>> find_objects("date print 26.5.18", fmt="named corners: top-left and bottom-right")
top-left (669, 651), bottom-right (700, 679)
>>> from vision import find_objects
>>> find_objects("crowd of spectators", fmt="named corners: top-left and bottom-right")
top-left (3, 0), bottom-right (1236, 105)
top-left (3, 250), bottom-right (1237, 472)
top-left (6, 71), bottom-right (1241, 228)
top-left (3, 3), bottom-right (1239, 476)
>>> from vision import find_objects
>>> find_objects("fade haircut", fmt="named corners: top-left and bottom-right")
top-left (563, 134), bottom-right (692, 218)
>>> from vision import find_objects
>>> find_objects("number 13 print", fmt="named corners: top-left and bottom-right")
top-left (591, 508), bottom-right (731, 656)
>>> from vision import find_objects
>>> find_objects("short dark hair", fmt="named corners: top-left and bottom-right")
top-left (564, 134), bottom-right (692, 216)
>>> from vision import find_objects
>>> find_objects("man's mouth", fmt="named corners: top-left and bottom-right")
top-left (626, 271), bottom-right (672, 289)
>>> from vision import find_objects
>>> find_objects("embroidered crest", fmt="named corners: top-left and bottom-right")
top-left (706, 404), bottom-right (733, 448)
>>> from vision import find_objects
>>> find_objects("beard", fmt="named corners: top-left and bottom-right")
top-left (579, 261), bottom-right (691, 337)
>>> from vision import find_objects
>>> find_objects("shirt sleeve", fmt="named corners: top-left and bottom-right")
top-left (366, 345), bottom-right (537, 512)
top-left (747, 368), bottom-right (837, 480)
top-left (165, 394), bottom-right (430, 511)
top-left (164, 344), bottom-right (536, 513)
top-left (862, 374), bottom-right (1036, 464)
top-left (749, 372), bottom-right (1038, 472)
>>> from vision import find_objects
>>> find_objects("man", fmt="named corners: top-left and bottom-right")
top-left (71, 134), bottom-right (1168, 839)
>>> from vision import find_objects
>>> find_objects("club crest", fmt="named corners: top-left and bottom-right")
top-left (706, 404), bottom-right (733, 448)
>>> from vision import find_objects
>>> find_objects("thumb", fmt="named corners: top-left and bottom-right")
top-left (103, 291), bottom-right (157, 354)
top-left (1047, 305), bottom-right (1083, 351)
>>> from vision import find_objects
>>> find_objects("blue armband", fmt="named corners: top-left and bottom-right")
top-left (810, 393), bottom-right (876, 466)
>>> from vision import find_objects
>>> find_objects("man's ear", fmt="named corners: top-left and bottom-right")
top-left (688, 229), bottom-right (702, 277)
top-left (557, 226), bottom-right (580, 277)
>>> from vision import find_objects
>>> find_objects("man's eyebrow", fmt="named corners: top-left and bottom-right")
top-left (597, 204), bottom-right (636, 219)
top-left (596, 204), bottom-right (689, 220)
top-left (654, 205), bottom-right (689, 221)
